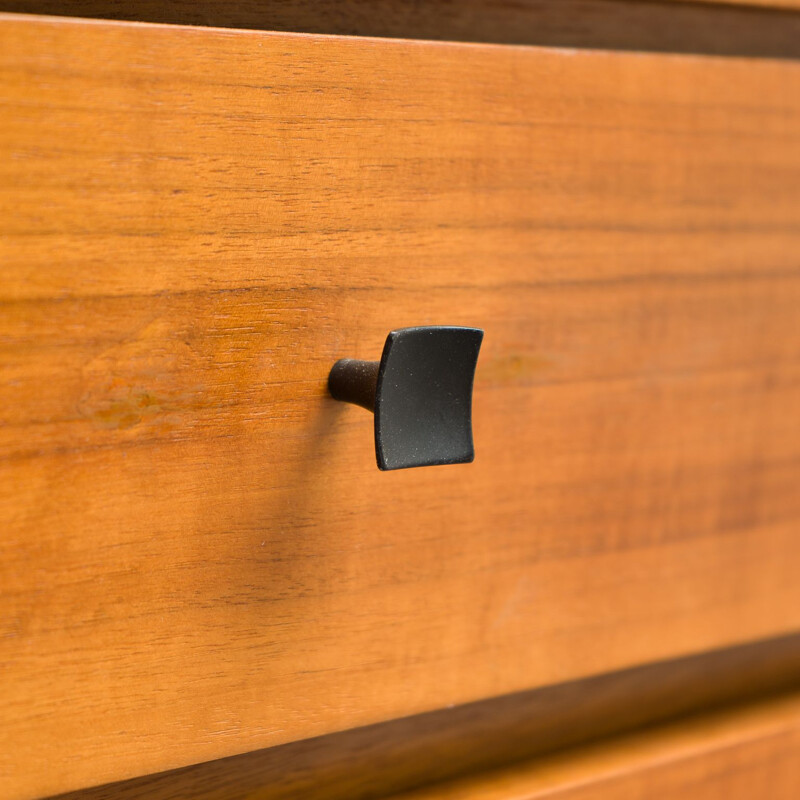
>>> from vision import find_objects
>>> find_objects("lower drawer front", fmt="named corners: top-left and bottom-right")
top-left (2, 13), bottom-right (800, 799)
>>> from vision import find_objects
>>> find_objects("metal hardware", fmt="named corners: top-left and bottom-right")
top-left (328, 326), bottom-right (483, 471)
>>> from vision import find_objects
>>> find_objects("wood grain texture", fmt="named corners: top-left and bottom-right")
top-left (4, 1), bottom-right (800, 59)
top-left (682, 0), bottom-right (800, 9)
top-left (3, 12), bottom-right (800, 799)
top-left (50, 634), bottom-right (800, 800)
top-left (391, 691), bottom-right (800, 799)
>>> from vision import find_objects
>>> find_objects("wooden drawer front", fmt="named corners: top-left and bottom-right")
top-left (2, 13), bottom-right (800, 798)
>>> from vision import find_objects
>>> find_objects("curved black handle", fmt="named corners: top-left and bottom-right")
top-left (329, 326), bottom-right (484, 471)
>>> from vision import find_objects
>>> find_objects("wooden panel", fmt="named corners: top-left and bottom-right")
top-left (392, 691), bottom-right (800, 799)
top-left (685, 0), bottom-right (800, 10)
top-left (50, 634), bottom-right (800, 800)
top-left (4, 1), bottom-right (800, 59)
top-left (3, 12), bottom-right (800, 799)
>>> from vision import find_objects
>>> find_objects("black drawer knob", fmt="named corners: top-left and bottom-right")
top-left (328, 326), bottom-right (483, 471)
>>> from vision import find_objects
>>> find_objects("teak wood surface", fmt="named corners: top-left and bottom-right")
top-left (393, 691), bottom-right (800, 800)
top-left (50, 635), bottom-right (800, 800)
top-left (2, 12), bottom-right (800, 799)
top-left (5, 0), bottom-right (800, 59)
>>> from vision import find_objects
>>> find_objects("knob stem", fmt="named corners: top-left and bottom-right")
top-left (328, 359), bottom-right (380, 412)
